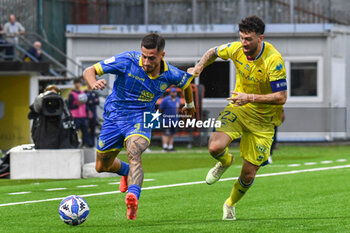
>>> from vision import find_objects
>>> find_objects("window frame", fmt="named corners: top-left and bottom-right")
top-left (284, 56), bottom-right (323, 103)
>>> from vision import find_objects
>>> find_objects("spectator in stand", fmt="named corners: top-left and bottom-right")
top-left (86, 86), bottom-right (100, 146)
top-left (68, 79), bottom-right (93, 147)
top-left (3, 14), bottom-right (25, 60)
top-left (159, 87), bottom-right (181, 152)
top-left (24, 41), bottom-right (42, 62)
top-left (0, 24), bottom-right (6, 57)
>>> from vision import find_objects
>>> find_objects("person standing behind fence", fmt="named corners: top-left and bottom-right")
top-left (86, 86), bottom-right (100, 146)
top-left (68, 79), bottom-right (93, 148)
top-left (3, 14), bottom-right (25, 60)
top-left (159, 87), bottom-right (181, 152)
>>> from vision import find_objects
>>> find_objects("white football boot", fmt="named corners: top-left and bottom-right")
top-left (205, 154), bottom-right (233, 185)
top-left (222, 202), bottom-right (236, 220)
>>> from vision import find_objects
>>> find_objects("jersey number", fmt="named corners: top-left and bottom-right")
top-left (219, 111), bottom-right (237, 123)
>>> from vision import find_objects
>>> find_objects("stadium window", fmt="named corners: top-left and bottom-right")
top-left (284, 57), bottom-right (323, 102)
top-left (199, 61), bottom-right (231, 98)
top-left (290, 62), bottom-right (317, 96)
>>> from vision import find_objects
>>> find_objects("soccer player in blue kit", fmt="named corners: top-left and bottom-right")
top-left (83, 33), bottom-right (196, 220)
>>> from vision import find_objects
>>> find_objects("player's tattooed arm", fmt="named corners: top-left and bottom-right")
top-left (125, 136), bottom-right (149, 187)
top-left (188, 47), bottom-right (218, 76)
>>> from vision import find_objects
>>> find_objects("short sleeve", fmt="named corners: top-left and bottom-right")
top-left (215, 42), bottom-right (240, 60)
top-left (93, 52), bottom-right (131, 76)
top-left (268, 55), bottom-right (287, 92)
top-left (169, 67), bottom-right (195, 90)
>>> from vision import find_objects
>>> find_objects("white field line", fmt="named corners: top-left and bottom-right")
top-left (76, 185), bottom-right (98, 188)
top-left (8, 192), bottom-right (32, 195)
top-left (1, 164), bottom-right (349, 207)
top-left (304, 162), bottom-right (317, 166)
top-left (44, 188), bottom-right (67, 191)
top-left (336, 159), bottom-right (347, 162)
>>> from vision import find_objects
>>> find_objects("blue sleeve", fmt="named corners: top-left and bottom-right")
top-left (94, 51), bottom-right (132, 76)
top-left (169, 66), bottom-right (195, 90)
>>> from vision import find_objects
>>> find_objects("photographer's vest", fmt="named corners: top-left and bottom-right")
top-left (70, 90), bottom-right (87, 118)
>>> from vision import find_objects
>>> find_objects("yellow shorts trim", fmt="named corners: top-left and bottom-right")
top-left (124, 134), bottom-right (151, 146)
top-left (96, 148), bottom-right (121, 153)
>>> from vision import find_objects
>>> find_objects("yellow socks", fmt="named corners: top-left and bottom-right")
top-left (213, 148), bottom-right (233, 167)
top-left (226, 176), bottom-right (254, 206)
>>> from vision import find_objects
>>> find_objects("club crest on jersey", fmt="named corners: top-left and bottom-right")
top-left (245, 64), bottom-right (250, 71)
top-left (160, 82), bottom-right (168, 91)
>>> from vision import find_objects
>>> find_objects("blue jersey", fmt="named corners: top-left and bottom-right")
top-left (159, 96), bottom-right (181, 122)
top-left (94, 51), bottom-right (194, 121)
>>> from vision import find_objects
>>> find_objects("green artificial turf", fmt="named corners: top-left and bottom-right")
top-left (0, 145), bottom-right (349, 232)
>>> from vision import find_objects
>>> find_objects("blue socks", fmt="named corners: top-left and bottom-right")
top-left (116, 161), bottom-right (141, 200)
top-left (128, 184), bottom-right (141, 200)
top-left (116, 160), bottom-right (129, 176)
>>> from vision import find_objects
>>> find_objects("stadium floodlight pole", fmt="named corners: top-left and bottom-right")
top-left (290, 0), bottom-right (294, 24)
top-left (144, 0), bottom-right (149, 31)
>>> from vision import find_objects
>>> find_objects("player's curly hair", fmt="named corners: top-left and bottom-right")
top-left (141, 33), bottom-right (165, 51)
top-left (239, 15), bottom-right (265, 35)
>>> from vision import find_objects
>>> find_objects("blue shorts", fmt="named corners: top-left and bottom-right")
top-left (97, 114), bottom-right (151, 153)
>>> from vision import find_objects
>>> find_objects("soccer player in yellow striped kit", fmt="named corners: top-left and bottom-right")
top-left (189, 15), bottom-right (287, 220)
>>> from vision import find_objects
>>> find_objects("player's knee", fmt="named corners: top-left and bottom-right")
top-left (209, 142), bottom-right (225, 156)
top-left (240, 172), bottom-right (255, 184)
top-left (95, 163), bottom-right (105, 173)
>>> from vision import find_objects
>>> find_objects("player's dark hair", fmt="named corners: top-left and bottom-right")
top-left (239, 15), bottom-right (265, 35)
top-left (141, 33), bottom-right (165, 51)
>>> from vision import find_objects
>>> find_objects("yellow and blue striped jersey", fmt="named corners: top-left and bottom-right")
top-left (94, 51), bottom-right (194, 121)
top-left (216, 41), bottom-right (287, 126)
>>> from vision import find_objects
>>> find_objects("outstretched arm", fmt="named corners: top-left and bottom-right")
top-left (189, 47), bottom-right (218, 76)
top-left (83, 66), bottom-right (107, 90)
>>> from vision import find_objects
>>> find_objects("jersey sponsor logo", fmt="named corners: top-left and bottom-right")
top-left (276, 63), bottom-right (283, 71)
top-left (238, 70), bottom-right (263, 83)
top-left (235, 59), bottom-right (243, 65)
top-left (138, 90), bottom-right (155, 102)
top-left (104, 56), bottom-right (115, 64)
top-left (128, 73), bottom-right (145, 82)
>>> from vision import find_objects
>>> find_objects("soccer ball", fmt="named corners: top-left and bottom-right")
top-left (58, 195), bottom-right (89, 226)
top-left (78, 93), bottom-right (88, 103)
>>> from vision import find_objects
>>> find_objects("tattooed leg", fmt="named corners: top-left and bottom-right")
top-left (95, 151), bottom-right (121, 173)
top-left (125, 136), bottom-right (149, 187)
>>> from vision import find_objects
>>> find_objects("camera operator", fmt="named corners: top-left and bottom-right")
top-left (28, 85), bottom-right (78, 149)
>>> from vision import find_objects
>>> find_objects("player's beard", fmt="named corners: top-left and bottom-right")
top-left (243, 44), bottom-right (258, 57)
